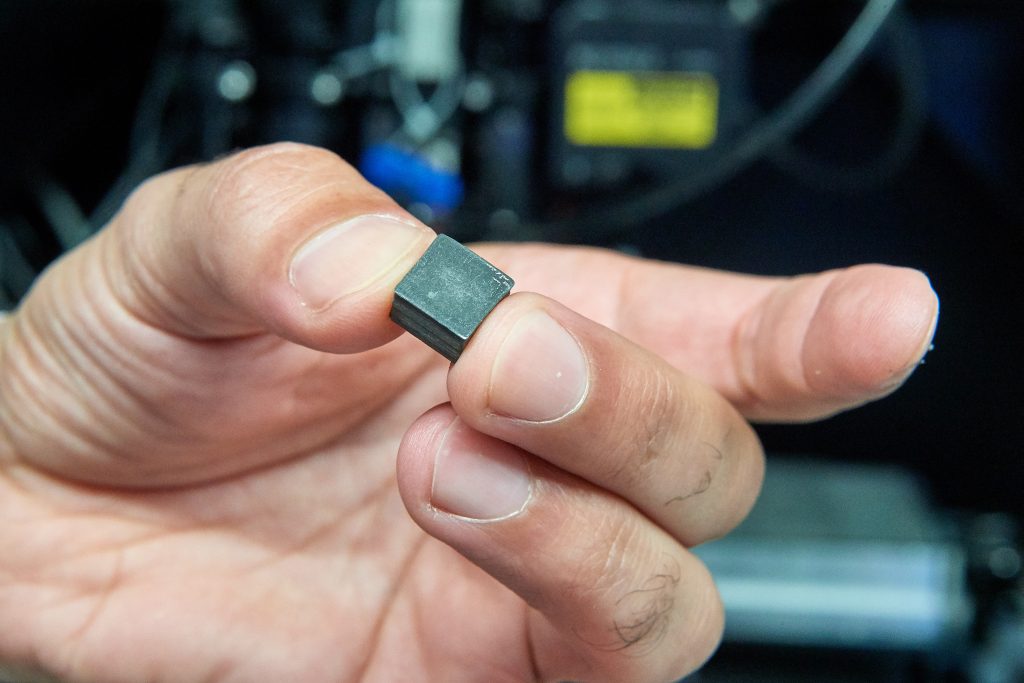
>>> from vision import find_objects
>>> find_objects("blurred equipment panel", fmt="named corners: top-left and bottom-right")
top-left (696, 459), bottom-right (971, 653)
top-left (691, 458), bottom-right (1024, 683)
top-left (548, 0), bottom-right (748, 188)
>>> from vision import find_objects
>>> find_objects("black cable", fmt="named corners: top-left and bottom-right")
top-left (29, 172), bottom-right (93, 250)
top-left (769, 6), bottom-right (927, 193)
top-left (88, 31), bottom-right (186, 231)
top-left (505, 0), bottom-right (903, 243)
top-left (0, 221), bottom-right (39, 305)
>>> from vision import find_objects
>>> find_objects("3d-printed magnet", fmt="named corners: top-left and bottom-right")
top-left (390, 235), bottom-right (515, 362)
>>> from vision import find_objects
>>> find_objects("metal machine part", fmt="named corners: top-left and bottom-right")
top-left (695, 458), bottom-right (973, 655)
top-left (390, 235), bottom-right (514, 362)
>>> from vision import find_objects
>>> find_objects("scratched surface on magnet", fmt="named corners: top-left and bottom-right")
top-left (399, 236), bottom-right (513, 341)
top-left (484, 261), bottom-right (514, 290)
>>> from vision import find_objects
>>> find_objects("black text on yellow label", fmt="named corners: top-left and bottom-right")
top-left (565, 70), bottom-right (719, 149)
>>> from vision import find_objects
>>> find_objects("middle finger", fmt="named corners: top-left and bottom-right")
top-left (447, 292), bottom-right (765, 547)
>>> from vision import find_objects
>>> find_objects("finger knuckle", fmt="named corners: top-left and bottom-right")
top-left (561, 509), bottom-right (643, 605)
top-left (206, 143), bottom-right (348, 225)
top-left (719, 424), bottom-right (765, 533)
top-left (606, 563), bottom-right (722, 683)
top-left (579, 550), bottom-right (724, 683)
top-left (664, 578), bottom-right (725, 680)
top-left (603, 367), bottom-right (723, 499)
top-left (603, 366), bottom-right (677, 486)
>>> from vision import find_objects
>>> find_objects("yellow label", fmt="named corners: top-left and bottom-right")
top-left (565, 70), bottom-right (719, 149)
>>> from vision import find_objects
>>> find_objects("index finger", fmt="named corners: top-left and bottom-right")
top-left (477, 245), bottom-right (939, 422)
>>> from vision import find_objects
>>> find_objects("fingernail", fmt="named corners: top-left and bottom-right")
top-left (289, 215), bottom-right (426, 310)
top-left (431, 419), bottom-right (533, 521)
top-left (489, 310), bottom-right (589, 422)
top-left (880, 288), bottom-right (940, 393)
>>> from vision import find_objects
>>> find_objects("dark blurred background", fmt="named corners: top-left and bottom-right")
top-left (1, 1), bottom-right (1021, 681)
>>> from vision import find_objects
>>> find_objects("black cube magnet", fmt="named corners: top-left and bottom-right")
top-left (390, 235), bottom-right (515, 362)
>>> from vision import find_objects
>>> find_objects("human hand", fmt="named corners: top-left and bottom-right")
top-left (0, 144), bottom-right (938, 683)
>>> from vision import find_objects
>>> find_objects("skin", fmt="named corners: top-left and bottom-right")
top-left (0, 143), bottom-right (939, 683)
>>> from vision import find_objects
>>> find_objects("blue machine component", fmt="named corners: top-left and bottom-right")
top-left (360, 143), bottom-right (465, 214)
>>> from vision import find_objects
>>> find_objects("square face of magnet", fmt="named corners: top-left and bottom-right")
top-left (391, 235), bottom-right (514, 362)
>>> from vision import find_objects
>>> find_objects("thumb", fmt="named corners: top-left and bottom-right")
top-left (0, 143), bottom-right (435, 486)
top-left (101, 142), bottom-right (435, 351)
